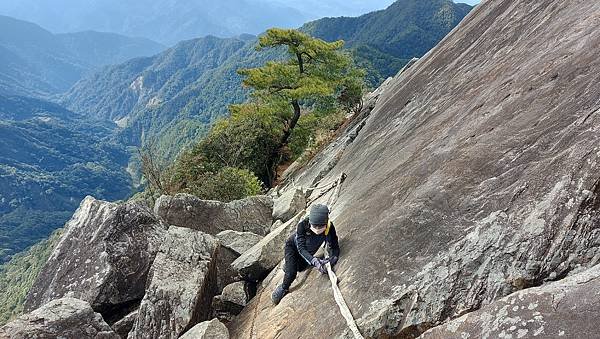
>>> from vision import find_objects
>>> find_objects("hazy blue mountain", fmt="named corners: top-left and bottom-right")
top-left (0, 15), bottom-right (164, 97)
top-left (271, 0), bottom-right (396, 18)
top-left (62, 0), bottom-right (472, 161)
top-left (56, 31), bottom-right (165, 71)
top-left (302, 0), bottom-right (472, 84)
top-left (0, 95), bottom-right (132, 264)
top-left (0, 0), bottom-right (309, 45)
top-left (61, 35), bottom-right (279, 159)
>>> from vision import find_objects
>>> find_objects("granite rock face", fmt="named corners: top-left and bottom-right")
top-left (229, 0), bottom-right (600, 338)
top-left (272, 188), bottom-right (306, 223)
top-left (0, 297), bottom-right (119, 339)
top-left (420, 264), bottom-right (600, 339)
top-left (216, 230), bottom-right (263, 256)
top-left (128, 226), bottom-right (219, 339)
top-left (154, 194), bottom-right (273, 236)
top-left (230, 212), bottom-right (304, 282)
top-left (212, 281), bottom-right (248, 321)
top-left (214, 230), bottom-right (263, 291)
top-left (111, 310), bottom-right (138, 338)
top-left (24, 197), bottom-right (167, 318)
top-left (179, 318), bottom-right (229, 339)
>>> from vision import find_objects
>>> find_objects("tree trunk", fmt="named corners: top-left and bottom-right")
top-left (266, 100), bottom-right (301, 187)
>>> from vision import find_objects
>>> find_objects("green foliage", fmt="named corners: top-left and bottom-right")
top-left (184, 167), bottom-right (263, 203)
top-left (0, 96), bottom-right (132, 264)
top-left (167, 108), bottom-right (274, 201)
top-left (0, 229), bottom-right (62, 325)
top-left (239, 28), bottom-right (364, 110)
top-left (287, 110), bottom-right (346, 161)
top-left (235, 28), bottom-right (366, 184)
top-left (301, 0), bottom-right (472, 86)
top-left (194, 105), bottom-right (281, 183)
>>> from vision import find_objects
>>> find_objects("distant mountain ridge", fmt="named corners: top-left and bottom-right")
top-left (0, 95), bottom-right (131, 264)
top-left (61, 35), bottom-right (279, 159)
top-left (302, 0), bottom-right (472, 83)
top-left (62, 0), bottom-right (472, 159)
top-left (0, 0), bottom-right (309, 45)
top-left (0, 15), bottom-right (165, 97)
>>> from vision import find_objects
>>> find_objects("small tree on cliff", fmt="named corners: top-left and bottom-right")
top-left (235, 28), bottom-right (365, 185)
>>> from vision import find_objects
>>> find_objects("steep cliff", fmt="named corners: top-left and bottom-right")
top-left (230, 0), bottom-right (600, 337)
top-left (3, 0), bottom-right (600, 338)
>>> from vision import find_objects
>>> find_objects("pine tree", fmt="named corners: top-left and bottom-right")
top-left (236, 28), bottom-right (365, 185)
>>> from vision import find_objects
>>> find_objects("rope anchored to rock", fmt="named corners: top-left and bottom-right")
top-left (325, 263), bottom-right (364, 339)
top-left (296, 173), bottom-right (364, 338)
top-left (320, 173), bottom-right (364, 339)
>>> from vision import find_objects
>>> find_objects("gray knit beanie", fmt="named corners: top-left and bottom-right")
top-left (309, 204), bottom-right (329, 225)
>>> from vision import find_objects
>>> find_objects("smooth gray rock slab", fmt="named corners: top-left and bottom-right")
top-left (0, 297), bottom-right (119, 339)
top-left (214, 230), bottom-right (263, 291)
top-left (272, 188), bottom-right (306, 223)
top-left (179, 318), bottom-right (229, 339)
top-left (128, 226), bottom-right (219, 339)
top-left (24, 196), bottom-right (167, 315)
top-left (216, 230), bottom-right (263, 256)
top-left (420, 264), bottom-right (600, 339)
top-left (230, 212), bottom-right (304, 281)
top-left (154, 193), bottom-right (273, 236)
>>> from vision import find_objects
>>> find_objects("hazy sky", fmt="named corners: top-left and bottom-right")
top-left (458, 0), bottom-right (481, 5)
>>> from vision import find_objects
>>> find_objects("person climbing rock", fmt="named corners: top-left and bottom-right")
top-left (271, 203), bottom-right (340, 305)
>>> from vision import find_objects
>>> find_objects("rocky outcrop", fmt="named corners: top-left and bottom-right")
top-left (128, 226), bottom-right (219, 339)
top-left (229, 0), bottom-right (600, 338)
top-left (112, 310), bottom-right (138, 338)
top-left (24, 197), bottom-right (167, 318)
top-left (231, 212), bottom-right (304, 281)
top-left (214, 230), bottom-right (264, 291)
top-left (179, 318), bottom-right (229, 339)
top-left (272, 188), bottom-right (306, 222)
top-left (216, 230), bottom-right (263, 256)
top-left (0, 297), bottom-right (118, 339)
top-left (270, 219), bottom-right (283, 233)
top-left (212, 281), bottom-right (248, 322)
top-left (420, 264), bottom-right (600, 339)
top-left (154, 194), bottom-right (273, 236)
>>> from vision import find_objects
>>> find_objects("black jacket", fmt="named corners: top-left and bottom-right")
top-left (289, 217), bottom-right (340, 264)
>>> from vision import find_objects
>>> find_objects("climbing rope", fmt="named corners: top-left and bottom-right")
top-left (249, 173), bottom-right (363, 338)
top-left (304, 173), bottom-right (347, 206)
top-left (322, 173), bottom-right (365, 338)
top-left (326, 263), bottom-right (365, 339)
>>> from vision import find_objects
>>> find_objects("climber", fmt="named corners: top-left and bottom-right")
top-left (271, 203), bottom-right (340, 305)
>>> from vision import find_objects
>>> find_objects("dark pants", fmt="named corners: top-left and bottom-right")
top-left (282, 238), bottom-right (310, 290)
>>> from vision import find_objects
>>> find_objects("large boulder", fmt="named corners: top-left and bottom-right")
top-left (215, 230), bottom-right (263, 291)
top-left (154, 194), bottom-right (273, 236)
top-left (24, 197), bottom-right (167, 319)
top-left (0, 297), bottom-right (119, 339)
top-left (230, 212), bottom-right (304, 281)
top-left (212, 281), bottom-right (249, 322)
top-left (216, 230), bottom-right (263, 256)
top-left (112, 309), bottom-right (138, 338)
top-left (420, 264), bottom-right (600, 339)
top-left (179, 318), bottom-right (229, 339)
top-left (228, 0), bottom-right (600, 338)
top-left (128, 226), bottom-right (219, 339)
top-left (272, 188), bottom-right (306, 222)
